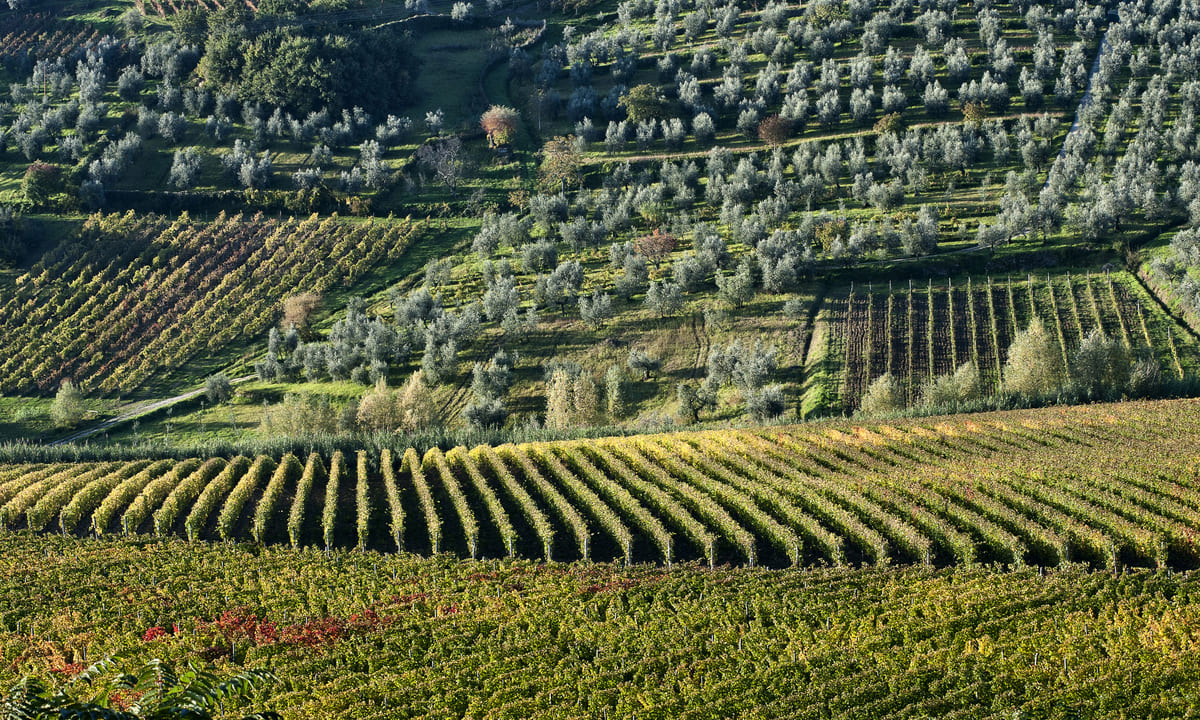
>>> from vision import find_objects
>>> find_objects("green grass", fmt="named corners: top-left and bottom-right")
top-left (0, 395), bottom-right (120, 443)
top-left (409, 28), bottom-right (494, 131)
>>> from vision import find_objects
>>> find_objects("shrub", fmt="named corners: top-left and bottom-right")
top-left (745, 384), bottom-right (786, 421)
top-left (50, 379), bottom-right (86, 429)
top-left (168, 148), bottom-right (202, 189)
top-left (481, 105), bottom-right (519, 147)
top-left (1071, 329), bottom-right (1132, 398)
top-left (204, 373), bottom-right (233, 404)
top-left (859, 373), bottom-right (904, 415)
top-left (758, 114), bottom-right (792, 146)
top-left (922, 361), bottom-right (981, 408)
top-left (692, 112), bottom-right (715, 143)
top-left (1003, 318), bottom-right (1065, 397)
top-left (627, 348), bottom-right (661, 379)
top-left (22, 163), bottom-right (60, 208)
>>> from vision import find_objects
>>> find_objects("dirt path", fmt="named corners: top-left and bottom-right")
top-left (53, 376), bottom-right (256, 446)
top-left (1046, 28), bottom-right (1113, 188)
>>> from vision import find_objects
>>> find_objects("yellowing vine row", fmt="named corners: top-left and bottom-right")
top-left (1, 398), bottom-right (1199, 569)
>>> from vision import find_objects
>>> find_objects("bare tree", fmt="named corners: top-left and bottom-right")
top-left (416, 136), bottom-right (467, 196)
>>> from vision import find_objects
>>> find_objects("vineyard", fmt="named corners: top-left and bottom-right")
top-left (5, 535), bottom-right (1200, 718)
top-left (0, 14), bottom-right (99, 64)
top-left (133, 0), bottom-right (258, 16)
top-left (2, 398), bottom-right (1200, 570)
top-left (821, 270), bottom-right (1200, 411)
top-left (2, 0), bottom-right (1200, 711)
top-left (0, 212), bottom-right (422, 395)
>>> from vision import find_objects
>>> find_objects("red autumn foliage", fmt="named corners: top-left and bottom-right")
top-left (389, 592), bottom-right (431, 606)
top-left (198, 606), bottom-right (396, 650)
top-left (634, 228), bottom-right (677, 269)
top-left (142, 626), bottom-right (168, 642)
top-left (49, 662), bottom-right (85, 677)
top-left (577, 579), bottom-right (639, 596)
top-left (109, 690), bottom-right (145, 711)
top-left (757, 114), bottom-right (792, 146)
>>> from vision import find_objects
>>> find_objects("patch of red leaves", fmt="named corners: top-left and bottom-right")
top-left (577, 579), bottom-right (639, 596)
top-left (109, 690), bottom-right (145, 711)
top-left (142, 626), bottom-right (168, 642)
top-left (388, 592), bottom-right (430, 606)
top-left (49, 662), bottom-right (85, 677)
top-left (198, 607), bottom-right (395, 650)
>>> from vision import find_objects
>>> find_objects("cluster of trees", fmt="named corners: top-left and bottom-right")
top-left (1151, 226), bottom-right (1200, 320)
top-left (3, 38), bottom-right (132, 188)
top-left (1031, 0), bottom-right (1200, 249)
top-left (529, 0), bottom-right (1106, 146)
top-left (111, 0), bottom-right (1200, 436)
top-left (355, 371), bottom-right (437, 434)
top-left (544, 360), bottom-right (625, 429)
top-left (0, 5), bottom-right (426, 202)
top-left (250, 258), bottom-right (792, 432)
top-left (507, 116), bottom-right (1056, 291)
top-left (254, 293), bottom-right (483, 388)
top-left (459, 350), bottom-right (512, 428)
top-left (197, 8), bottom-right (417, 116)
top-left (677, 340), bottom-right (784, 423)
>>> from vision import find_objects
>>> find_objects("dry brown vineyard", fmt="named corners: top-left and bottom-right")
top-left (817, 270), bottom-right (1200, 411)
top-left (3, 398), bottom-right (1199, 569)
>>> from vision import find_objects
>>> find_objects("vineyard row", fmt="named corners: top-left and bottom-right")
top-left (824, 270), bottom-right (1200, 411)
top-left (1, 399), bottom-right (1198, 570)
top-left (0, 211), bottom-right (423, 394)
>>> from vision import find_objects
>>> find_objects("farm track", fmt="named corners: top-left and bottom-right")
top-left (53, 376), bottom-right (256, 446)
top-left (10, 399), bottom-right (1200, 571)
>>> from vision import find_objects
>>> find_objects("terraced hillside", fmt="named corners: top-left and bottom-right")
top-left (2, 398), bottom-right (1198, 569)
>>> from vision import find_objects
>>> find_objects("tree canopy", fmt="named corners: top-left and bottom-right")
top-left (200, 23), bottom-right (417, 115)
top-left (538, 136), bottom-right (583, 192)
top-left (619, 84), bottom-right (666, 123)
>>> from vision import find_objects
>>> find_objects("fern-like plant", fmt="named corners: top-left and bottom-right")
top-left (1, 658), bottom-right (280, 720)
